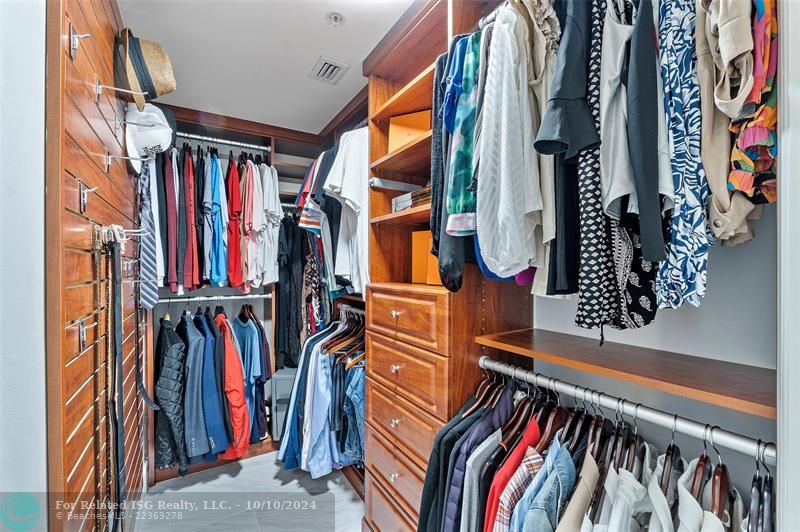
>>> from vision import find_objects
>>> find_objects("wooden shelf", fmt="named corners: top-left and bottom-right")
top-left (370, 130), bottom-right (432, 177)
top-left (372, 63), bottom-right (435, 121)
top-left (370, 203), bottom-right (431, 226)
top-left (475, 328), bottom-right (777, 419)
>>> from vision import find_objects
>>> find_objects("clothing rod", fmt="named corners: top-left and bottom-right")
top-left (176, 131), bottom-right (271, 152)
top-left (158, 293), bottom-right (272, 304)
top-left (479, 356), bottom-right (777, 465)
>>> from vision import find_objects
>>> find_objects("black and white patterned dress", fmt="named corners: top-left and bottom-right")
top-left (574, 0), bottom-right (620, 329)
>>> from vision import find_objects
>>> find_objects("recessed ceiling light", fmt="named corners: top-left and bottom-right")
top-left (326, 11), bottom-right (345, 28)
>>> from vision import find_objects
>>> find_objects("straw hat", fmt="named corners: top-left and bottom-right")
top-left (120, 28), bottom-right (176, 111)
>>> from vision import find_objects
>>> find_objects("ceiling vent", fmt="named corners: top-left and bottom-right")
top-left (309, 56), bottom-right (349, 85)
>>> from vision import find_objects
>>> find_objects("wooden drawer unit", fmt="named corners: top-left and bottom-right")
top-left (366, 378), bottom-right (442, 468)
top-left (365, 472), bottom-right (415, 532)
top-left (367, 283), bottom-right (449, 354)
top-left (367, 331), bottom-right (449, 419)
top-left (365, 427), bottom-right (425, 520)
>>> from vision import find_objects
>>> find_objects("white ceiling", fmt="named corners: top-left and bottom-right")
top-left (118, 0), bottom-right (414, 134)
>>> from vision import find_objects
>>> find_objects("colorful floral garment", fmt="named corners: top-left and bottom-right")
top-left (728, 0), bottom-right (778, 204)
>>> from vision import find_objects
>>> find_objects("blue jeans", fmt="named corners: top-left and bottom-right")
top-left (343, 367), bottom-right (365, 465)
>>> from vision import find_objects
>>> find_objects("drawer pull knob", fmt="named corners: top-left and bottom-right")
top-left (389, 364), bottom-right (401, 374)
top-left (389, 309), bottom-right (402, 319)
top-left (389, 473), bottom-right (399, 483)
top-left (389, 418), bottom-right (401, 428)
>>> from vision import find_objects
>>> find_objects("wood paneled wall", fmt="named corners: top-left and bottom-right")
top-left (46, 0), bottom-right (145, 530)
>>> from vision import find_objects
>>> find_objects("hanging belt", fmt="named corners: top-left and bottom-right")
top-left (106, 239), bottom-right (126, 532)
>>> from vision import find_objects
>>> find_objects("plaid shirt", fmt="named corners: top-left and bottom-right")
top-left (493, 447), bottom-right (545, 531)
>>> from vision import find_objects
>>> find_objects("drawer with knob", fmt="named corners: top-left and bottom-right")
top-left (366, 378), bottom-right (443, 469)
top-left (365, 427), bottom-right (425, 522)
top-left (365, 472), bottom-right (415, 532)
top-left (367, 283), bottom-right (450, 355)
top-left (366, 331), bottom-right (449, 419)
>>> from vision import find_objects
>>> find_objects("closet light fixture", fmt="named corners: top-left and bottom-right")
top-left (326, 11), bottom-right (345, 27)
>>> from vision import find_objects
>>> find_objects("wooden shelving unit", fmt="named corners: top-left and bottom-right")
top-left (370, 203), bottom-right (431, 225)
top-left (372, 63), bottom-right (435, 121)
top-left (370, 130), bottom-right (432, 177)
top-left (475, 328), bottom-right (777, 419)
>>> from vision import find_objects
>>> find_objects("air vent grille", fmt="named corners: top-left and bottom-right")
top-left (309, 56), bottom-right (350, 85)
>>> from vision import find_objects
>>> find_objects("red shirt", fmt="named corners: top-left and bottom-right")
top-left (483, 418), bottom-right (541, 532)
top-left (226, 161), bottom-right (244, 288)
top-left (216, 315), bottom-right (251, 459)
top-left (182, 152), bottom-right (199, 289)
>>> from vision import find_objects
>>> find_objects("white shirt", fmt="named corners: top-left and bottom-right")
top-left (247, 161), bottom-right (266, 287)
top-left (652, 0), bottom-right (675, 214)
top-left (324, 127), bottom-right (370, 294)
top-left (476, 6), bottom-right (543, 278)
top-left (608, 443), bottom-right (657, 532)
top-left (648, 453), bottom-right (689, 532)
top-left (260, 164), bottom-right (282, 285)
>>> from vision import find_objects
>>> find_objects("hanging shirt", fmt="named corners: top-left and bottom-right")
top-left (485, 418), bottom-right (543, 532)
top-left (493, 446), bottom-right (545, 532)
top-left (247, 160), bottom-right (266, 287)
top-left (648, 452), bottom-right (687, 532)
top-left (555, 451), bottom-right (600, 532)
top-left (445, 30), bottom-right (482, 236)
top-left (262, 164), bottom-right (283, 285)
top-left (202, 152), bottom-right (213, 281)
top-left (163, 152), bottom-right (179, 292)
top-left (462, 429), bottom-right (501, 532)
top-left (323, 127), bottom-right (370, 294)
top-left (146, 157), bottom-right (165, 285)
top-left (215, 315), bottom-right (250, 460)
top-left (508, 429), bottom-right (565, 532)
top-left (182, 149), bottom-right (200, 290)
top-left (232, 317), bottom-right (262, 431)
top-left (226, 159), bottom-right (244, 288)
top-left (607, 443), bottom-right (657, 532)
top-left (476, 6), bottom-right (543, 278)
top-left (210, 154), bottom-right (229, 286)
top-left (443, 36), bottom-right (469, 134)
top-left (240, 162), bottom-right (254, 292)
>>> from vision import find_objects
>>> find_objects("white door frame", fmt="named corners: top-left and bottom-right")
top-left (777, 0), bottom-right (796, 528)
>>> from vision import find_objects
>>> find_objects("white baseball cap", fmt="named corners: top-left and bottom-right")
top-left (124, 102), bottom-right (173, 173)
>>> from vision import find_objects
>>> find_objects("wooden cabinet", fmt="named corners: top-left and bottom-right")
top-left (361, 1), bottom-right (526, 530)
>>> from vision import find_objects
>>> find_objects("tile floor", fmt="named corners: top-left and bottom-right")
top-left (136, 452), bottom-right (364, 532)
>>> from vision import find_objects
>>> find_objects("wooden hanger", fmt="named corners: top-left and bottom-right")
top-left (345, 352), bottom-right (365, 371)
top-left (659, 415), bottom-right (681, 495)
top-left (534, 395), bottom-right (568, 455)
top-left (691, 425), bottom-right (713, 501)
top-left (462, 370), bottom-right (502, 418)
top-left (709, 427), bottom-right (732, 520)
top-left (625, 404), bottom-right (642, 472)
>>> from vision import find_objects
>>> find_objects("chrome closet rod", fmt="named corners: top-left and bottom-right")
top-left (158, 293), bottom-right (272, 304)
top-left (176, 131), bottom-right (271, 152)
top-left (479, 356), bottom-right (777, 465)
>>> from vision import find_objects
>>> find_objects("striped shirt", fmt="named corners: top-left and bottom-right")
top-left (493, 447), bottom-right (545, 532)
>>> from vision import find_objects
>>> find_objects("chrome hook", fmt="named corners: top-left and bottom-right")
top-left (632, 403), bottom-right (641, 437)
top-left (670, 414), bottom-right (678, 447)
top-left (709, 426), bottom-right (723, 465)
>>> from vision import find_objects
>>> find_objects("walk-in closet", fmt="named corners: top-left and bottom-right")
top-left (2, 0), bottom-right (797, 531)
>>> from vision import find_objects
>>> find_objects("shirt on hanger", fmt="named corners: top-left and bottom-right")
top-left (461, 429), bottom-right (502, 532)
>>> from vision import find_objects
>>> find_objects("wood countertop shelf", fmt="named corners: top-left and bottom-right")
top-left (475, 328), bottom-right (777, 419)
top-left (370, 130), bottom-right (432, 177)
top-left (370, 203), bottom-right (431, 226)
top-left (372, 63), bottom-right (436, 121)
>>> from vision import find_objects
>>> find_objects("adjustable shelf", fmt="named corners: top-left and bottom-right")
top-left (372, 63), bottom-right (436, 121)
top-left (475, 328), bottom-right (777, 419)
top-left (370, 203), bottom-right (431, 226)
top-left (370, 130), bottom-right (432, 178)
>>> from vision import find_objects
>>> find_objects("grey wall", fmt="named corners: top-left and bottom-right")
top-left (532, 209), bottom-right (777, 491)
top-left (0, 0), bottom-right (48, 493)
